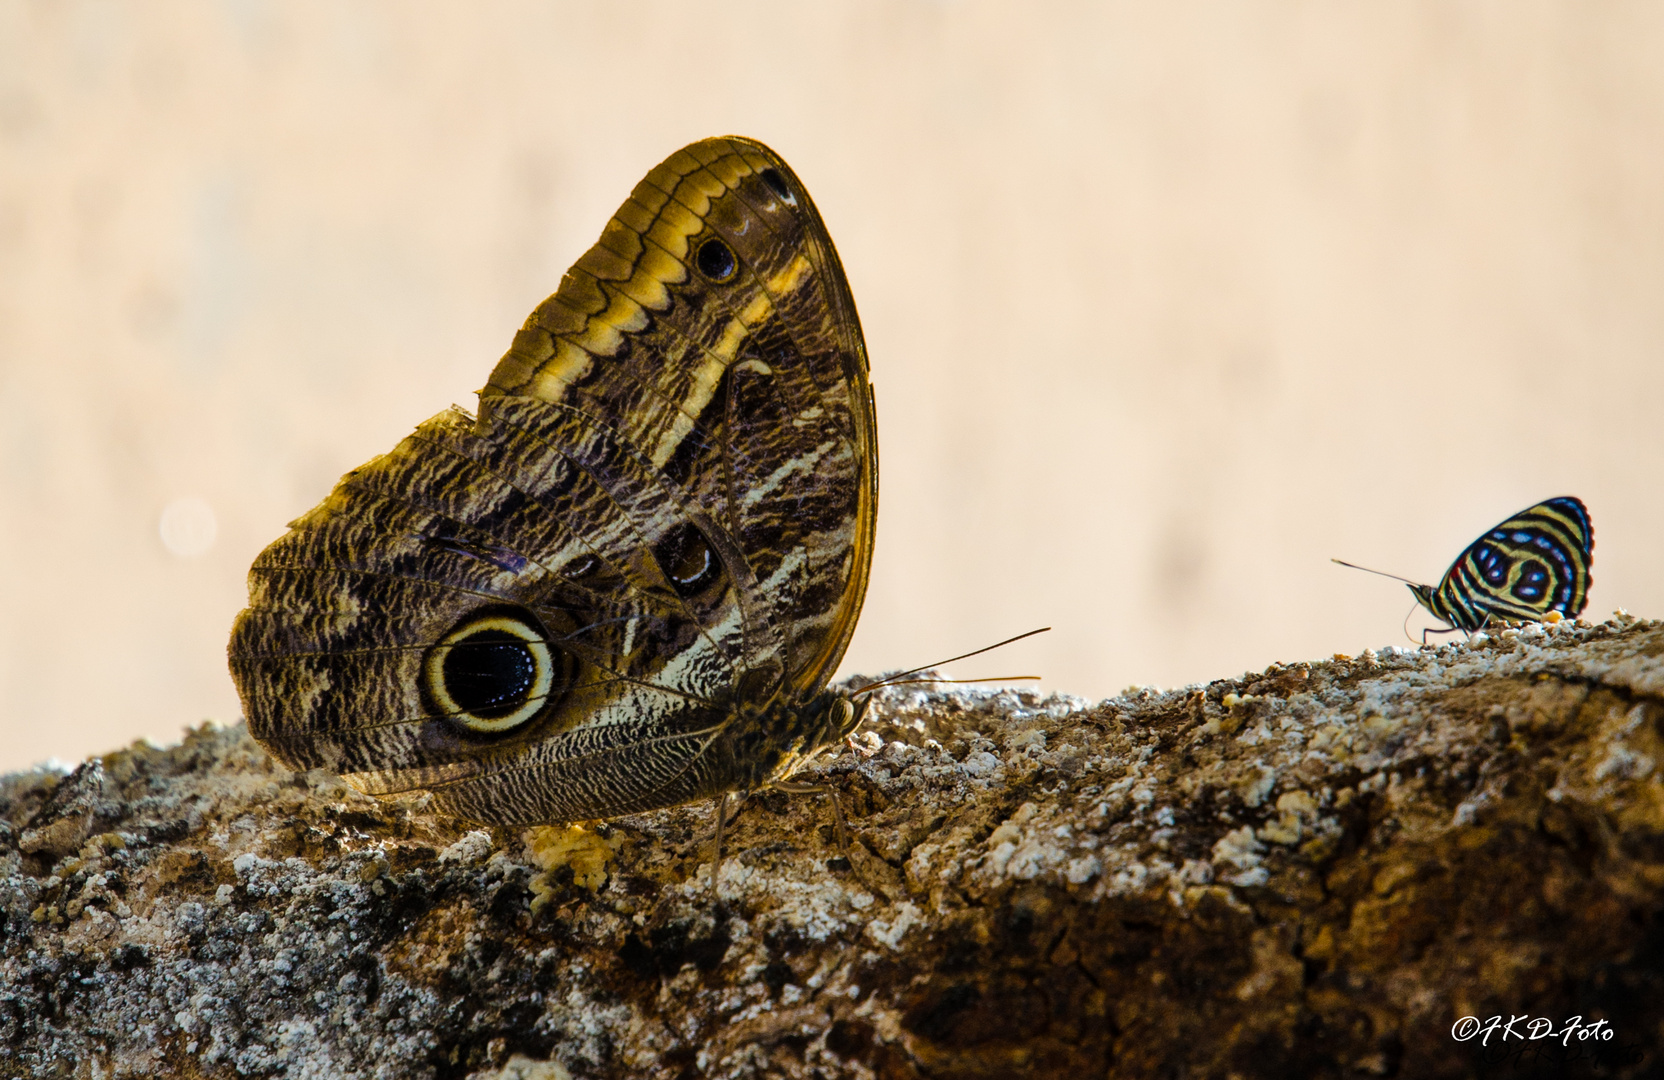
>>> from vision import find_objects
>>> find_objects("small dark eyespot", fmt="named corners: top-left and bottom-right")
top-left (696, 237), bottom-right (737, 282)
top-left (672, 545), bottom-right (709, 585)
top-left (654, 523), bottom-right (721, 598)
top-left (760, 168), bottom-right (793, 203)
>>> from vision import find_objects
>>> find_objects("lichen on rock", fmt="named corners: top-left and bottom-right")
top-left (4, 617), bottom-right (1664, 1077)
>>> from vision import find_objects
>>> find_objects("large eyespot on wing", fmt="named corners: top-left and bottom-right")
top-left (423, 608), bottom-right (575, 734)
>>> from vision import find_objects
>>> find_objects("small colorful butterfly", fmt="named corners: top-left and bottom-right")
top-left (1334, 496), bottom-right (1593, 639)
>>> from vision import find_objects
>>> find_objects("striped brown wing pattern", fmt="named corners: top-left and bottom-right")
top-left (228, 137), bottom-right (877, 825)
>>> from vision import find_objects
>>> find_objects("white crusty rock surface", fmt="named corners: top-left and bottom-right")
top-left (4, 616), bottom-right (1664, 1078)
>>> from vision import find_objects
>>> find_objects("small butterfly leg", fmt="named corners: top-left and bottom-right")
top-left (1419, 610), bottom-right (1495, 646)
top-left (1419, 625), bottom-right (1464, 647)
top-left (711, 782), bottom-right (847, 897)
top-left (770, 779), bottom-right (851, 856)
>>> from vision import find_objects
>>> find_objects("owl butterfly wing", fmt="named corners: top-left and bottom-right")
top-left (229, 137), bottom-right (875, 824)
top-left (485, 135), bottom-right (877, 699)
top-left (228, 403), bottom-right (749, 819)
top-left (1433, 496), bottom-right (1593, 627)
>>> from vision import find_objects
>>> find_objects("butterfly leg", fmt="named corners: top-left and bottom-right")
top-left (770, 779), bottom-right (851, 856)
top-left (1419, 625), bottom-right (1463, 647)
top-left (711, 791), bottom-right (752, 896)
top-left (711, 793), bottom-right (729, 894)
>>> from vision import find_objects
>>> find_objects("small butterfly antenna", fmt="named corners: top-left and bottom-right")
top-left (849, 627), bottom-right (1051, 695)
top-left (1331, 558), bottom-right (1422, 587)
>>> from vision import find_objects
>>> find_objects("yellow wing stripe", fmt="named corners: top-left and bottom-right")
top-left (487, 140), bottom-right (794, 405)
top-left (765, 254), bottom-right (813, 300)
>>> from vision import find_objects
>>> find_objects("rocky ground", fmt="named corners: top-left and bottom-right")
top-left (4, 615), bottom-right (1664, 1079)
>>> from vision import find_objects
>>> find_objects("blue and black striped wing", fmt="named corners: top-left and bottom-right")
top-left (1420, 496), bottom-right (1593, 631)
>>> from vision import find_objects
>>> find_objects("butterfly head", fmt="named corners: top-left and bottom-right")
top-left (721, 685), bottom-right (871, 792)
top-left (1406, 582), bottom-right (1437, 615)
top-left (836, 690), bottom-right (873, 742)
top-left (790, 686), bottom-right (872, 755)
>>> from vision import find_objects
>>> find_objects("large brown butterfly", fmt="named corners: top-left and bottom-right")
top-left (228, 137), bottom-right (878, 826)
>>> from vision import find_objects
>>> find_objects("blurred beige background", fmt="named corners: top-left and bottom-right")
top-left (3, 1), bottom-right (1661, 773)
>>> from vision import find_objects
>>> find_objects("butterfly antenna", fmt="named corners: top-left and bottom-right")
top-left (850, 627), bottom-right (1050, 695)
top-left (867, 675), bottom-right (1041, 689)
top-left (1331, 558), bottom-right (1423, 587)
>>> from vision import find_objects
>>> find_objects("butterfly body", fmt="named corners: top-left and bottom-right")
top-left (1406, 496), bottom-right (1593, 633)
top-left (229, 137), bottom-right (877, 826)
